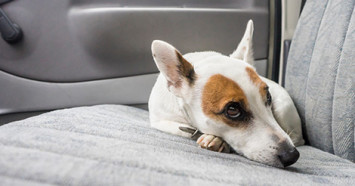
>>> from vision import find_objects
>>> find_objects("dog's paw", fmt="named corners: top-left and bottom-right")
top-left (196, 134), bottom-right (230, 153)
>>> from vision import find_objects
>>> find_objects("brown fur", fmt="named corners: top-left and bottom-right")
top-left (246, 67), bottom-right (268, 100)
top-left (202, 74), bottom-right (249, 127)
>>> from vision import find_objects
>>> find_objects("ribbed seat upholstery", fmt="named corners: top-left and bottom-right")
top-left (285, 0), bottom-right (354, 161)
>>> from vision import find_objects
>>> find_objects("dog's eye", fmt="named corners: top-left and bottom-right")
top-left (225, 102), bottom-right (241, 119)
top-left (266, 91), bottom-right (272, 105)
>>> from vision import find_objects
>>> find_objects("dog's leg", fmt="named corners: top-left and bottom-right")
top-left (197, 134), bottom-right (231, 153)
top-left (152, 120), bottom-right (231, 152)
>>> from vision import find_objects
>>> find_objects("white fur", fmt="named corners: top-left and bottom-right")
top-left (149, 20), bottom-right (304, 167)
top-left (230, 20), bottom-right (254, 65)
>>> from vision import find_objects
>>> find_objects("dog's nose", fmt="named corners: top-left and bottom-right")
top-left (278, 147), bottom-right (300, 167)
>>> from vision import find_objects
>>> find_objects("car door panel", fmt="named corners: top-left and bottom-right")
top-left (0, 0), bottom-right (269, 120)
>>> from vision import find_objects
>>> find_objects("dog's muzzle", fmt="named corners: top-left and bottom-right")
top-left (277, 141), bottom-right (300, 167)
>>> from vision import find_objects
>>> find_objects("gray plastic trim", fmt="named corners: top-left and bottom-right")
top-left (0, 59), bottom-right (266, 116)
top-left (71, 0), bottom-right (268, 9)
top-left (0, 70), bottom-right (157, 115)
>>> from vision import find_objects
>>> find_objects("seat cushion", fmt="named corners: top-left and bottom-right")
top-left (285, 0), bottom-right (354, 160)
top-left (0, 105), bottom-right (354, 185)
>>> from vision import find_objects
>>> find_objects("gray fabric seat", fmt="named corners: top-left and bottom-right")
top-left (0, 105), bottom-right (354, 186)
top-left (285, 0), bottom-right (354, 161)
top-left (1, 0), bottom-right (354, 185)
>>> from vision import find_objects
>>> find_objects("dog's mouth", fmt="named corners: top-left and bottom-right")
top-left (257, 157), bottom-right (285, 168)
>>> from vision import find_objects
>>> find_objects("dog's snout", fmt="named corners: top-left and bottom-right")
top-left (277, 141), bottom-right (300, 167)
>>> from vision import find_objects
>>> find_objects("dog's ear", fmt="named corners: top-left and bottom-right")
top-left (230, 20), bottom-right (254, 66)
top-left (151, 40), bottom-right (196, 97)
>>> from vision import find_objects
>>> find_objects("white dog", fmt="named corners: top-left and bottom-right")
top-left (148, 20), bottom-right (304, 168)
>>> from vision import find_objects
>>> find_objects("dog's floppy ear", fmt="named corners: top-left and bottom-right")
top-left (230, 20), bottom-right (254, 66)
top-left (151, 40), bottom-right (196, 97)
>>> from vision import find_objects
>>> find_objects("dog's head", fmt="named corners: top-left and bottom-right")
top-left (151, 20), bottom-right (299, 168)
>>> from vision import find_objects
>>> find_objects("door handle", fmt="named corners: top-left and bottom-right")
top-left (0, 0), bottom-right (22, 44)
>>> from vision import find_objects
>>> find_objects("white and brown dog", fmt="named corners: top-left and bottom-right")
top-left (148, 20), bottom-right (304, 168)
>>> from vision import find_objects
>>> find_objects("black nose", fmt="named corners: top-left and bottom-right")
top-left (278, 147), bottom-right (300, 167)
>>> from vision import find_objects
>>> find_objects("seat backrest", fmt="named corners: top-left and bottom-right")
top-left (285, 0), bottom-right (354, 161)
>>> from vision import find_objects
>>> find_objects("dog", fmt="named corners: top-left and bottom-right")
top-left (148, 20), bottom-right (304, 168)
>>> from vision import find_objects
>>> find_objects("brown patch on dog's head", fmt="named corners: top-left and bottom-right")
top-left (202, 74), bottom-right (251, 127)
top-left (176, 51), bottom-right (196, 86)
top-left (245, 67), bottom-right (268, 99)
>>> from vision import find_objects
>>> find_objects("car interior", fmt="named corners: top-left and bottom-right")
top-left (0, 0), bottom-right (354, 185)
